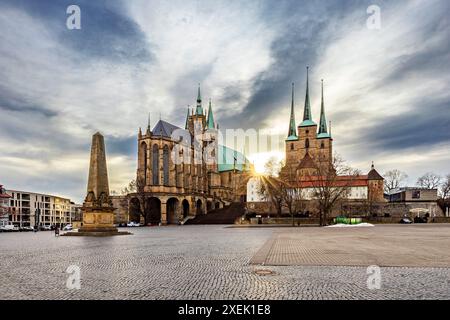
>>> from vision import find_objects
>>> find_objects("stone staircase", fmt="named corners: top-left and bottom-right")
top-left (184, 202), bottom-right (245, 225)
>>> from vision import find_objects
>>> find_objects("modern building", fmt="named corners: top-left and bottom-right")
top-left (6, 189), bottom-right (80, 227)
top-left (386, 187), bottom-right (442, 217)
top-left (127, 85), bottom-right (252, 225)
top-left (0, 185), bottom-right (11, 226)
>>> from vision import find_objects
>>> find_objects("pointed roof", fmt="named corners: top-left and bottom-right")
top-left (317, 79), bottom-right (331, 139)
top-left (185, 107), bottom-right (190, 130)
top-left (195, 84), bottom-right (203, 115)
top-left (152, 120), bottom-right (182, 138)
top-left (287, 83), bottom-right (298, 141)
top-left (146, 112), bottom-right (151, 134)
top-left (368, 162), bottom-right (384, 180)
top-left (297, 152), bottom-right (317, 169)
top-left (300, 67), bottom-right (316, 127)
top-left (206, 99), bottom-right (215, 129)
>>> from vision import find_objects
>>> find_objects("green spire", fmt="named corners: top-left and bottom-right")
top-left (287, 83), bottom-right (298, 140)
top-left (207, 99), bottom-right (215, 129)
top-left (185, 106), bottom-right (190, 130)
top-left (195, 84), bottom-right (203, 115)
top-left (300, 66), bottom-right (316, 127)
top-left (318, 80), bottom-right (328, 134)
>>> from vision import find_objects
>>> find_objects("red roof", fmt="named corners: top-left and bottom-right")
top-left (293, 175), bottom-right (369, 188)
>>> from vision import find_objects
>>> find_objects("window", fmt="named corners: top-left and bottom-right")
top-left (290, 143), bottom-right (294, 150)
top-left (306, 130), bottom-right (309, 134)
top-left (141, 142), bottom-right (147, 184)
top-left (152, 144), bottom-right (159, 185)
top-left (320, 141), bottom-right (324, 149)
top-left (305, 138), bottom-right (310, 149)
top-left (163, 145), bottom-right (169, 186)
top-left (412, 190), bottom-right (421, 199)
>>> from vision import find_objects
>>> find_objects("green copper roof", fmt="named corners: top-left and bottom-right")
top-left (206, 99), bottom-right (215, 129)
top-left (218, 145), bottom-right (251, 172)
top-left (287, 83), bottom-right (297, 139)
top-left (317, 132), bottom-right (331, 139)
top-left (195, 84), bottom-right (203, 115)
top-left (299, 119), bottom-right (316, 127)
top-left (286, 135), bottom-right (299, 141)
top-left (303, 67), bottom-right (313, 122)
top-left (318, 79), bottom-right (328, 135)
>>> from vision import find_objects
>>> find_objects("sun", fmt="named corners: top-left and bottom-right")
top-left (247, 151), bottom-right (285, 175)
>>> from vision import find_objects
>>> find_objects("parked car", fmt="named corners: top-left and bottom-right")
top-left (40, 225), bottom-right (52, 231)
top-left (127, 221), bottom-right (141, 227)
top-left (399, 217), bottom-right (413, 224)
top-left (0, 223), bottom-right (19, 232)
top-left (414, 216), bottom-right (428, 223)
top-left (21, 226), bottom-right (34, 231)
top-left (63, 224), bottom-right (73, 231)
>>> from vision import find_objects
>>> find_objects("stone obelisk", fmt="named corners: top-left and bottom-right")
top-left (66, 132), bottom-right (130, 236)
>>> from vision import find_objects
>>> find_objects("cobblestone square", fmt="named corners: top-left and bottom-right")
top-left (0, 225), bottom-right (449, 300)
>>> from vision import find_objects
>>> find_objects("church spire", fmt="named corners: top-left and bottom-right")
top-left (300, 66), bottom-right (316, 127)
top-left (287, 83), bottom-right (298, 140)
top-left (195, 84), bottom-right (203, 115)
top-left (207, 99), bottom-right (215, 129)
top-left (318, 79), bottom-right (328, 135)
top-left (146, 113), bottom-right (151, 134)
top-left (185, 106), bottom-right (190, 130)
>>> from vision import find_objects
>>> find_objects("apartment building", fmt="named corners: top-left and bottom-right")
top-left (6, 189), bottom-right (80, 227)
top-left (0, 185), bottom-right (11, 225)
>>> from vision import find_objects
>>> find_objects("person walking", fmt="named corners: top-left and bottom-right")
top-left (54, 225), bottom-right (59, 237)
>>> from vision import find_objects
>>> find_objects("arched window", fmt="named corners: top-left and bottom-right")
top-left (290, 143), bottom-right (294, 151)
top-left (305, 138), bottom-right (310, 149)
top-left (140, 142), bottom-right (147, 184)
top-left (320, 141), bottom-right (325, 149)
top-left (163, 145), bottom-right (169, 186)
top-left (152, 144), bottom-right (159, 185)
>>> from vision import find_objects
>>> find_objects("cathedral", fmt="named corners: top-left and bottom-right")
top-left (248, 67), bottom-right (385, 214)
top-left (129, 86), bottom-right (252, 225)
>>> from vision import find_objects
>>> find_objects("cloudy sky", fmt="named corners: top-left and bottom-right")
top-left (0, 0), bottom-right (449, 202)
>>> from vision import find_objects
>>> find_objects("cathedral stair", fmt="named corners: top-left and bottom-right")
top-left (184, 202), bottom-right (245, 225)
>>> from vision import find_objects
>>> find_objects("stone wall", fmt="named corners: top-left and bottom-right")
top-left (246, 200), bottom-right (444, 218)
top-left (111, 195), bottom-right (129, 224)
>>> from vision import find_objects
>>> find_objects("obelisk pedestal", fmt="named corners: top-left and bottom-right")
top-left (65, 132), bottom-right (130, 237)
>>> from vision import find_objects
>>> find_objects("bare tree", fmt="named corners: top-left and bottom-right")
top-left (122, 177), bottom-right (149, 224)
top-left (281, 185), bottom-right (306, 226)
top-left (264, 156), bottom-right (283, 177)
top-left (440, 174), bottom-right (450, 199)
top-left (307, 155), bottom-right (360, 226)
top-left (383, 169), bottom-right (408, 193)
top-left (416, 172), bottom-right (442, 189)
top-left (257, 175), bottom-right (284, 217)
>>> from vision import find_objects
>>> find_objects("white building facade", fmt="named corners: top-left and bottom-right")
top-left (6, 190), bottom-right (79, 227)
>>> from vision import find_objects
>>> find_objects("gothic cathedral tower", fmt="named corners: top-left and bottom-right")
top-left (281, 67), bottom-right (333, 181)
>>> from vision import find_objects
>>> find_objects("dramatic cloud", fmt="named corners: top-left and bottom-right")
top-left (0, 0), bottom-right (449, 201)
